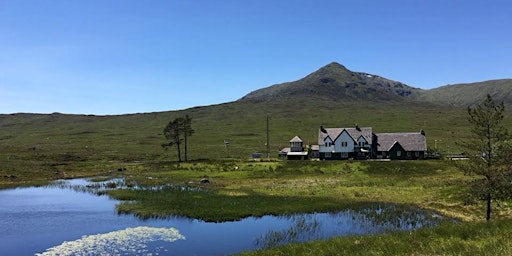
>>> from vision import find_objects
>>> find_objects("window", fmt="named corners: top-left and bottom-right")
top-left (325, 152), bottom-right (332, 158)
top-left (358, 141), bottom-right (365, 147)
top-left (397, 151), bottom-right (401, 157)
top-left (341, 142), bottom-right (348, 147)
top-left (325, 142), bottom-right (332, 147)
top-left (415, 151), bottom-right (420, 157)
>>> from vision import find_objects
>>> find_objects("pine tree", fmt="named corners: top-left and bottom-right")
top-left (460, 94), bottom-right (511, 220)
top-left (162, 115), bottom-right (194, 162)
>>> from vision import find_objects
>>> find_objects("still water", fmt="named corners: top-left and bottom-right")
top-left (0, 178), bottom-right (443, 255)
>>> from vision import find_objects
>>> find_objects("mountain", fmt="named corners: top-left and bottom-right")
top-left (239, 62), bottom-right (422, 102)
top-left (239, 62), bottom-right (512, 107)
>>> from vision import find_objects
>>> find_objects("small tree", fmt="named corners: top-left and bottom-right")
top-left (162, 117), bottom-right (184, 162)
top-left (460, 94), bottom-right (511, 220)
top-left (162, 115), bottom-right (194, 162)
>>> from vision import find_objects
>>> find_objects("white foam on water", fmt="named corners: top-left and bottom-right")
top-left (35, 226), bottom-right (185, 255)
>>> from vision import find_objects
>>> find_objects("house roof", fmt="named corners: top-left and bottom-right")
top-left (376, 132), bottom-right (426, 152)
top-left (290, 136), bottom-right (303, 143)
top-left (279, 147), bottom-right (291, 153)
top-left (318, 126), bottom-right (373, 145)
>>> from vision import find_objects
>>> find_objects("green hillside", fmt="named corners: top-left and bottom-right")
top-left (0, 100), bottom-right (479, 165)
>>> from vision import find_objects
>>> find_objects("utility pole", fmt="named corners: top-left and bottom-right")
top-left (266, 115), bottom-right (270, 158)
top-left (224, 140), bottom-right (230, 158)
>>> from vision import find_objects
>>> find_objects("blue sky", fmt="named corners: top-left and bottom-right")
top-left (1, 0), bottom-right (511, 115)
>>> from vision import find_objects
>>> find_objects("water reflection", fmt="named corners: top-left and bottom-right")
top-left (46, 177), bottom-right (204, 195)
top-left (256, 215), bottom-right (321, 248)
top-left (255, 205), bottom-right (441, 249)
top-left (0, 178), bottom-right (448, 255)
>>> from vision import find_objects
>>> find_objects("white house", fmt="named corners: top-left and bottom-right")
top-left (318, 125), bottom-right (374, 160)
top-left (317, 125), bottom-right (426, 160)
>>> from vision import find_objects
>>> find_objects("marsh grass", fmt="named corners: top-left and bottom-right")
top-left (102, 160), bottom-right (484, 223)
top-left (109, 186), bottom-right (345, 221)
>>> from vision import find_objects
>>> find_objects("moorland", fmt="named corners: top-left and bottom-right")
top-left (1, 62), bottom-right (512, 255)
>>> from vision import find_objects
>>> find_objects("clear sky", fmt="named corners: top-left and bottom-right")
top-left (1, 0), bottom-right (511, 115)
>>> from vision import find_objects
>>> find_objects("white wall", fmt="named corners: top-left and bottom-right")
top-left (334, 130), bottom-right (354, 153)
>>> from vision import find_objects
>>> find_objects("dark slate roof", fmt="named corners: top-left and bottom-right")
top-left (376, 132), bottom-right (426, 152)
top-left (318, 126), bottom-right (373, 145)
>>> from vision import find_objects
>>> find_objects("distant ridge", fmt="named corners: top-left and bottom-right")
top-left (415, 79), bottom-right (512, 107)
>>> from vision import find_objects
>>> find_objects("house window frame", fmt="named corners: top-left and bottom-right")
top-left (325, 152), bottom-right (332, 158)
top-left (397, 151), bottom-right (401, 157)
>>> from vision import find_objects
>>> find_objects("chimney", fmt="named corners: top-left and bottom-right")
top-left (420, 129), bottom-right (425, 136)
top-left (355, 124), bottom-right (360, 131)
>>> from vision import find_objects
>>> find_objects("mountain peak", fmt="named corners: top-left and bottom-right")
top-left (320, 61), bottom-right (349, 70)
